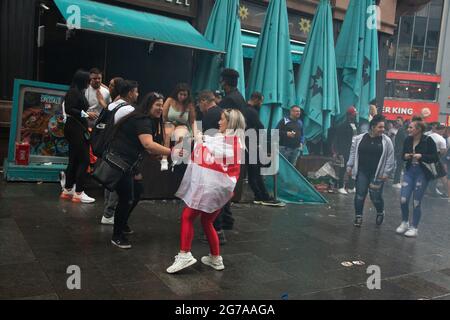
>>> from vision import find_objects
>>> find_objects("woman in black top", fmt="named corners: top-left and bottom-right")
top-left (60, 70), bottom-right (98, 203)
top-left (347, 115), bottom-right (395, 227)
top-left (396, 118), bottom-right (439, 238)
top-left (109, 92), bottom-right (172, 249)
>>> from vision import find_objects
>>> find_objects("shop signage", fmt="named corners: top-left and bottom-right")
top-left (239, 0), bottom-right (312, 41)
top-left (112, 0), bottom-right (197, 18)
top-left (382, 99), bottom-right (440, 123)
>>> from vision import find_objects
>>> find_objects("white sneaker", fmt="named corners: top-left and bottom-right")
top-left (404, 227), bottom-right (418, 238)
top-left (201, 254), bottom-right (225, 271)
top-left (392, 183), bottom-right (402, 189)
top-left (72, 191), bottom-right (96, 204)
top-left (160, 159), bottom-right (169, 171)
top-left (396, 222), bottom-right (409, 234)
top-left (347, 188), bottom-right (356, 194)
top-left (101, 216), bottom-right (114, 225)
top-left (166, 252), bottom-right (197, 274)
top-left (338, 188), bottom-right (348, 195)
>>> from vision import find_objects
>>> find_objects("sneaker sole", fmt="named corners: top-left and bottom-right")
top-left (60, 194), bottom-right (73, 200)
top-left (253, 201), bottom-right (263, 204)
top-left (201, 258), bottom-right (225, 271)
top-left (167, 258), bottom-right (197, 274)
top-left (79, 199), bottom-right (96, 204)
top-left (101, 221), bottom-right (114, 225)
top-left (111, 240), bottom-right (132, 249)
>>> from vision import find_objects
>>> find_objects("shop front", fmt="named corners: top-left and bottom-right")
top-left (383, 71), bottom-right (441, 123)
top-left (3, 0), bottom-right (224, 200)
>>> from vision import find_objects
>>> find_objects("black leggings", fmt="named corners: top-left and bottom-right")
top-left (64, 119), bottom-right (90, 192)
top-left (113, 173), bottom-right (143, 238)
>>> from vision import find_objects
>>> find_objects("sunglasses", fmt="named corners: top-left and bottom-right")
top-left (152, 92), bottom-right (164, 99)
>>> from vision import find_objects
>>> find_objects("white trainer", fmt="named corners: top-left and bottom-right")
top-left (396, 222), bottom-right (409, 234)
top-left (160, 158), bottom-right (169, 171)
top-left (72, 192), bottom-right (96, 204)
top-left (201, 255), bottom-right (225, 271)
top-left (404, 227), bottom-right (418, 238)
top-left (347, 188), bottom-right (356, 194)
top-left (392, 183), bottom-right (402, 189)
top-left (338, 188), bottom-right (348, 195)
top-left (101, 216), bottom-right (114, 225)
top-left (166, 252), bottom-right (197, 274)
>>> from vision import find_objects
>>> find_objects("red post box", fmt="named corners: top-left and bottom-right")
top-left (15, 142), bottom-right (30, 165)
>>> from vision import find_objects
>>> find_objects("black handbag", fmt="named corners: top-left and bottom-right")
top-left (422, 159), bottom-right (447, 180)
top-left (92, 151), bottom-right (137, 191)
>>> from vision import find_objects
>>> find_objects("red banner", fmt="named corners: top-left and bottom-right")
top-left (382, 99), bottom-right (440, 123)
top-left (447, 115), bottom-right (450, 127)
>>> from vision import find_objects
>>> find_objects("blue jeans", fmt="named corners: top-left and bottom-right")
top-left (280, 146), bottom-right (300, 166)
top-left (354, 171), bottom-right (385, 216)
top-left (400, 164), bottom-right (429, 228)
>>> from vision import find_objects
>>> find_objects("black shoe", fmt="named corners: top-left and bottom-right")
top-left (261, 198), bottom-right (286, 207)
top-left (217, 230), bottom-right (227, 245)
top-left (123, 225), bottom-right (134, 235)
top-left (111, 236), bottom-right (132, 249)
top-left (354, 216), bottom-right (363, 227)
top-left (376, 212), bottom-right (385, 226)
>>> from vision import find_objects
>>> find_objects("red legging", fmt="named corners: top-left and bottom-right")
top-left (180, 207), bottom-right (221, 256)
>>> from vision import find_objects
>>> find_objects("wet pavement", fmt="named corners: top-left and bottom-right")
top-left (1, 177), bottom-right (450, 300)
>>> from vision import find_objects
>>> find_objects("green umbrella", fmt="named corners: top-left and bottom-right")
top-left (247, 0), bottom-right (326, 205)
top-left (296, 0), bottom-right (340, 141)
top-left (335, 0), bottom-right (379, 123)
top-left (246, 0), bottom-right (296, 129)
top-left (192, 0), bottom-right (245, 95)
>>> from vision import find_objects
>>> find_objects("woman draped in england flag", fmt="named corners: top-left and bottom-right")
top-left (167, 109), bottom-right (246, 274)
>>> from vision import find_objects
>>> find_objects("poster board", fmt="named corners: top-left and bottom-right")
top-left (4, 79), bottom-right (69, 181)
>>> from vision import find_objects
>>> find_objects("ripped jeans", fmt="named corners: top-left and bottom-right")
top-left (400, 164), bottom-right (429, 228)
top-left (354, 171), bottom-right (385, 217)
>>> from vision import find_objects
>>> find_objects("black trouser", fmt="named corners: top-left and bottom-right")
top-left (337, 154), bottom-right (354, 189)
top-left (64, 119), bottom-right (90, 192)
top-left (247, 163), bottom-right (270, 201)
top-left (213, 201), bottom-right (234, 231)
top-left (393, 155), bottom-right (404, 184)
top-left (113, 173), bottom-right (143, 238)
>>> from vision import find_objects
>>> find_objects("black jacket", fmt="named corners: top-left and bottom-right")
top-left (276, 117), bottom-right (304, 149)
top-left (64, 88), bottom-right (90, 129)
top-left (218, 88), bottom-right (247, 111)
top-left (242, 105), bottom-right (265, 164)
top-left (332, 120), bottom-right (355, 157)
top-left (402, 135), bottom-right (439, 180)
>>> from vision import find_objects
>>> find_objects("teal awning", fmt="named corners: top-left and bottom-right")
top-left (54, 0), bottom-right (223, 53)
top-left (241, 31), bottom-right (304, 64)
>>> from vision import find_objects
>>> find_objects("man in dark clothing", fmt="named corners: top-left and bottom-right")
top-left (198, 91), bottom-right (222, 135)
top-left (393, 117), bottom-right (407, 188)
top-left (218, 68), bottom-right (247, 111)
top-left (210, 68), bottom-right (248, 231)
top-left (276, 105), bottom-right (304, 166)
top-left (332, 106), bottom-right (358, 195)
top-left (244, 92), bottom-right (285, 207)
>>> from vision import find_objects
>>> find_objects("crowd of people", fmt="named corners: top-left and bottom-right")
top-left (58, 66), bottom-right (449, 275)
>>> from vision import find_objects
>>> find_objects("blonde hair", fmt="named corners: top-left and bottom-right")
top-left (222, 109), bottom-right (246, 147)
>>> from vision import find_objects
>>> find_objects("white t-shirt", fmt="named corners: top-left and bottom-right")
top-left (108, 99), bottom-right (135, 124)
top-left (426, 132), bottom-right (447, 153)
top-left (85, 85), bottom-right (111, 113)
